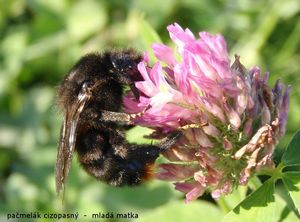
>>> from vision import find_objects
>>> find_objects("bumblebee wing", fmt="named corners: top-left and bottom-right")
top-left (55, 115), bottom-right (69, 194)
top-left (55, 89), bottom-right (90, 195)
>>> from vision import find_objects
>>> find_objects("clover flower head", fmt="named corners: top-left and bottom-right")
top-left (124, 23), bottom-right (290, 202)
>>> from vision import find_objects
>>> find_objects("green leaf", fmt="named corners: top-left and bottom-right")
top-left (66, 0), bottom-right (107, 41)
top-left (139, 200), bottom-right (223, 222)
top-left (139, 19), bottom-right (162, 64)
top-left (282, 129), bottom-right (300, 166)
top-left (217, 185), bottom-right (247, 212)
top-left (139, 19), bottom-right (162, 47)
top-left (282, 172), bottom-right (300, 213)
top-left (273, 192), bottom-right (300, 222)
top-left (222, 178), bottom-right (299, 221)
top-left (222, 179), bottom-right (275, 222)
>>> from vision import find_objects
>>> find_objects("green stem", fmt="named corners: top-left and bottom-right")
top-left (248, 176), bottom-right (262, 190)
top-left (272, 162), bottom-right (285, 181)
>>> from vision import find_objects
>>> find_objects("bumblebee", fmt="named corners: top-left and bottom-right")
top-left (55, 49), bottom-right (181, 194)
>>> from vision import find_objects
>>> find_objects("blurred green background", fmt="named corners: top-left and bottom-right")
top-left (0, 0), bottom-right (299, 221)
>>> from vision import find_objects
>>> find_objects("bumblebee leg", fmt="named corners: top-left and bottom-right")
top-left (101, 110), bottom-right (131, 124)
top-left (156, 131), bottom-right (182, 151)
top-left (101, 106), bottom-right (151, 124)
top-left (79, 108), bottom-right (132, 125)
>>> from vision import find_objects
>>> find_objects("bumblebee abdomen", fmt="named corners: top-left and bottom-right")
top-left (75, 127), bottom-right (163, 186)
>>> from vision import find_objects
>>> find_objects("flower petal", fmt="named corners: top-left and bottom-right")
top-left (152, 43), bottom-right (177, 67)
